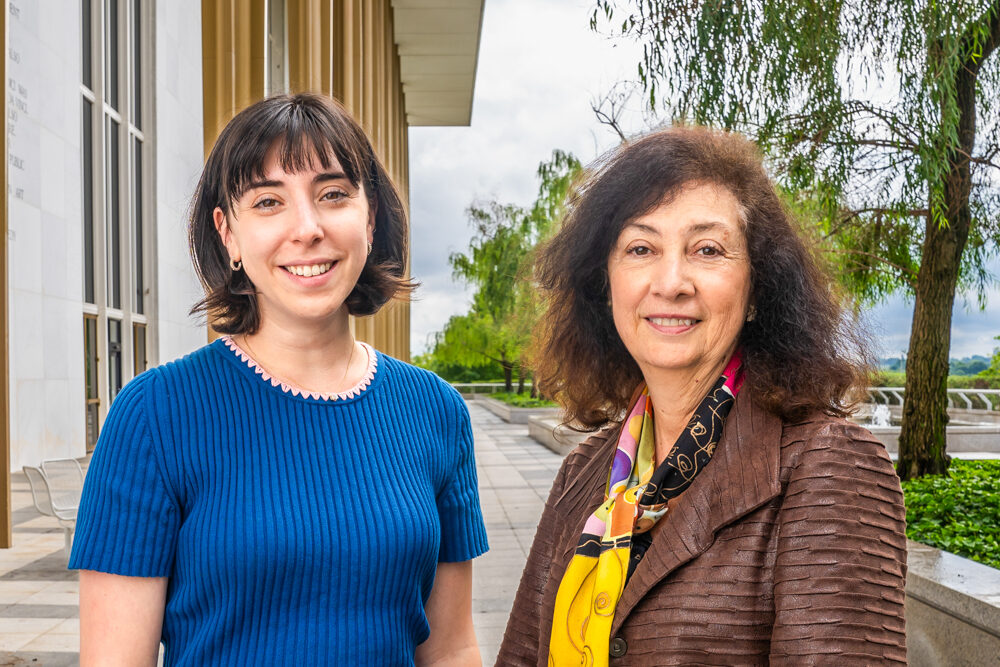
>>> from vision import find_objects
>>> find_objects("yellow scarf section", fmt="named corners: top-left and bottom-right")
top-left (548, 390), bottom-right (656, 667)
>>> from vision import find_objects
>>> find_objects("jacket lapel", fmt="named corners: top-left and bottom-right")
top-left (553, 421), bottom-right (623, 566)
top-left (610, 390), bottom-right (783, 634)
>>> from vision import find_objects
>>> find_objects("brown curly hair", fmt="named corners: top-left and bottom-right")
top-left (532, 126), bottom-right (873, 429)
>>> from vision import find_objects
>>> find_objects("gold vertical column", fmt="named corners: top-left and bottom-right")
top-left (0, 0), bottom-right (12, 548)
top-left (201, 0), bottom-right (267, 152)
top-left (319, 0), bottom-right (334, 96)
top-left (287, 0), bottom-right (333, 95)
top-left (334, 0), bottom-right (375, 348)
top-left (335, 0), bottom-right (363, 120)
top-left (202, 0), bottom-right (267, 342)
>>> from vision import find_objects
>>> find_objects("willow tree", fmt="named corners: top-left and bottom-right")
top-left (434, 151), bottom-right (582, 392)
top-left (592, 0), bottom-right (1000, 478)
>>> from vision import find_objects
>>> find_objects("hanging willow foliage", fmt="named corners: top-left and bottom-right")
top-left (591, 0), bottom-right (1000, 478)
top-left (592, 0), bottom-right (1000, 301)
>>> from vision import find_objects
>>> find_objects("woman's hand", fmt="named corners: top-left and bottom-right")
top-left (415, 560), bottom-right (481, 666)
top-left (79, 570), bottom-right (167, 666)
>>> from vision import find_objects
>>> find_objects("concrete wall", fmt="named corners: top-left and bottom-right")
top-left (6, 0), bottom-right (87, 470)
top-left (869, 424), bottom-right (1000, 454)
top-left (906, 540), bottom-right (1000, 666)
top-left (153, 0), bottom-right (207, 364)
top-left (856, 402), bottom-right (1000, 425)
top-left (4, 1), bottom-right (206, 471)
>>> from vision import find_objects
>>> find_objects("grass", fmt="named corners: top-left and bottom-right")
top-left (489, 392), bottom-right (558, 409)
top-left (902, 460), bottom-right (1000, 570)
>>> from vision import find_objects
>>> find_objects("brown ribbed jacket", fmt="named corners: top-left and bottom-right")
top-left (496, 390), bottom-right (907, 665)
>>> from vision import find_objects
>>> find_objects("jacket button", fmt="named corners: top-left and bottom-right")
top-left (609, 636), bottom-right (628, 658)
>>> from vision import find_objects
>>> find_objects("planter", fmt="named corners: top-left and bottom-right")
top-left (528, 415), bottom-right (590, 456)
top-left (906, 540), bottom-right (1000, 666)
top-left (476, 395), bottom-right (562, 425)
top-left (866, 424), bottom-right (1000, 455)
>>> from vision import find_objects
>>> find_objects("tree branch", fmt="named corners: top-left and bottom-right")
top-left (591, 82), bottom-right (634, 144)
top-left (962, 0), bottom-right (1000, 76)
top-left (840, 100), bottom-right (922, 146)
top-left (822, 207), bottom-right (929, 239)
top-left (823, 248), bottom-right (918, 287)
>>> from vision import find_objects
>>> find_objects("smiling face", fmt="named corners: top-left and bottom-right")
top-left (607, 182), bottom-right (752, 382)
top-left (214, 147), bottom-right (374, 331)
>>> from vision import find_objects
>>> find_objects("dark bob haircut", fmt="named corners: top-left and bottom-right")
top-left (189, 93), bottom-right (412, 334)
top-left (533, 126), bottom-right (873, 428)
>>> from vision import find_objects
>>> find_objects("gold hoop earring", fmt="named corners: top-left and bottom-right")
top-left (230, 258), bottom-right (242, 271)
top-left (367, 242), bottom-right (373, 256)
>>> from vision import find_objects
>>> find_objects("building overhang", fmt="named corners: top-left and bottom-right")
top-left (391, 0), bottom-right (485, 127)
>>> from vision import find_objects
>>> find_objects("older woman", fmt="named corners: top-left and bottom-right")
top-left (70, 93), bottom-right (487, 666)
top-left (496, 127), bottom-right (906, 665)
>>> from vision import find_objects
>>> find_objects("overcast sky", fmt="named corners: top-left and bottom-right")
top-left (407, 0), bottom-right (1000, 362)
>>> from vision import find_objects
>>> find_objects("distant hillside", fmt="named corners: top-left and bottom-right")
top-left (879, 355), bottom-right (991, 376)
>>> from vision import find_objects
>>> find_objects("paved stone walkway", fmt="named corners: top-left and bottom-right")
top-left (468, 402), bottom-right (563, 664)
top-left (0, 400), bottom-right (563, 666)
top-left (0, 472), bottom-right (80, 666)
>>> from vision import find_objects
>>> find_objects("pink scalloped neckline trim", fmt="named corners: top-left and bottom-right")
top-left (221, 335), bottom-right (378, 402)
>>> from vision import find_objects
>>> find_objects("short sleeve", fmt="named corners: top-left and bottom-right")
top-left (69, 371), bottom-right (180, 577)
top-left (436, 398), bottom-right (489, 563)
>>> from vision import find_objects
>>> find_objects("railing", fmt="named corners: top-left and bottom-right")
top-left (868, 387), bottom-right (1000, 412)
top-left (453, 384), bottom-right (1000, 411)
top-left (451, 382), bottom-right (533, 396)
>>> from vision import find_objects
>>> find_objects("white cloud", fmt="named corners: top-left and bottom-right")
top-left (408, 0), bottom-right (648, 355)
top-left (864, 275), bottom-right (1000, 360)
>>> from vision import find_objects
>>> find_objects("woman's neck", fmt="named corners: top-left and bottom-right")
top-left (642, 354), bottom-right (732, 464)
top-left (234, 310), bottom-right (369, 395)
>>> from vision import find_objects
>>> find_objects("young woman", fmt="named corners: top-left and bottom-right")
top-left (71, 93), bottom-right (488, 666)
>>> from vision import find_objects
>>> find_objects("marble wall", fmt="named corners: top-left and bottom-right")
top-left (153, 0), bottom-right (207, 364)
top-left (7, 0), bottom-right (86, 470)
top-left (6, 0), bottom-right (206, 470)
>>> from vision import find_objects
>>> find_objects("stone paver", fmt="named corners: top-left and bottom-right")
top-left (468, 402), bottom-right (563, 664)
top-left (0, 400), bottom-right (563, 666)
top-left (0, 472), bottom-right (81, 665)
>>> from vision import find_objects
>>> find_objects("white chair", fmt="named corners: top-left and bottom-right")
top-left (23, 458), bottom-right (84, 555)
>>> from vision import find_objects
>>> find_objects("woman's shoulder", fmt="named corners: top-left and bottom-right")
top-left (373, 353), bottom-right (467, 412)
top-left (560, 422), bottom-right (623, 473)
top-left (112, 342), bottom-right (229, 406)
top-left (135, 340), bottom-right (227, 383)
top-left (164, 339), bottom-right (232, 372)
top-left (776, 410), bottom-right (898, 481)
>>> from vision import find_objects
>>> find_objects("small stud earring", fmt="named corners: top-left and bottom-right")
top-left (230, 258), bottom-right (242, 271)
top-left (746, 305), bottom-right (757, 322)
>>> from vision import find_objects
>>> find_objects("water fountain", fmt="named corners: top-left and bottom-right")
top-left (871, 404), bottom-right (892, 428)
top-left (857, 389), bottom-right (1000, 458)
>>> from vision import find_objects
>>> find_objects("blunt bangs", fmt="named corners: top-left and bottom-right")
top-left (218, 98), bottom-right (373, 214)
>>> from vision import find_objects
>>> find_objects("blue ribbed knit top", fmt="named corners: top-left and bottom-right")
top-left (69, 339), bottom-right (489, 666)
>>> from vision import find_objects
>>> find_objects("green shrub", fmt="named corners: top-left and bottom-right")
top-left (947, 375), bottom-right (1000, 390)
top-left (489, 392), bottom-right (558, 408)
top-left (871, 371), bottom-right (906, 387)
top-left (902, 460), bottom-right (1000, 570)
top-left (869, 372), bottom-right (1000, 390)
top-left (412, 354), bottom-right (506, 383)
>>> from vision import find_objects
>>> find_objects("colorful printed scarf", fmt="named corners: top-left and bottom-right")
top-left (548, 352), bottom-right (745, 667)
